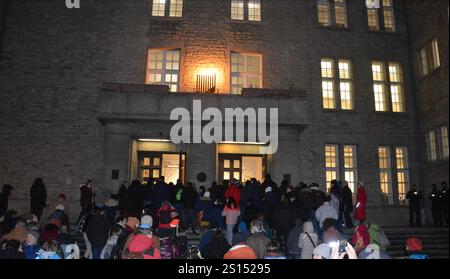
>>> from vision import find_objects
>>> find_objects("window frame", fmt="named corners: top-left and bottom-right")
top-left (395, 146), bottom-right (409, 205)
top-left (317, 0), bottom-right (348, 28)
top-left (378, 146), bottom-right (394, 205)
top-left (146, 49), bottom-right (181, 92)
top-left (321, 57), bottom-right (354, 110)
top-left (325, 144), bottom-right (340, 191)
top-left (371, 61), bottom-right (406, 113)
top-left (230, 51), bottom-right (263, 95)
top-left (152, 0), bottom-right (184, 18)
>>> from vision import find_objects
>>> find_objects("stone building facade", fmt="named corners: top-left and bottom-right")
top-left (0, 0), bottom-right (448, 225)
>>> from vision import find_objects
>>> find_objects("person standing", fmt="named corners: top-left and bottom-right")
top-left (182, 182), bottom-right (198, 233)
top-left (84, 207), bottom-right (110, 259)
top-left (341, 181), bottom-right (354, 228)
top-left (354, 182), bottom-right (367, 224)
top-left (440, 182), bottom-right (449, 227)
top-left (0, 184), bottom-right (14, 219)
top-left (30, 178), bottom-right (47, 220)
top-left (406, 184), bottom-right (423, 227)
top-left (78, 180), bottom-right (94, 224)
top-left (429, 184), bottom-right (442, 227)
top-left (222, 197), bottom-right (240, 246)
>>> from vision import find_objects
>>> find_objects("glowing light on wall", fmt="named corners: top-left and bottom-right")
top-left (194, 66), bottom-right (224, 93)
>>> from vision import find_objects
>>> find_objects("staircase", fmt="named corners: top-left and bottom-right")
top-left (383, 227), bottom-right (449, 259)
top-left (70, 225), bottom-right (449, 259)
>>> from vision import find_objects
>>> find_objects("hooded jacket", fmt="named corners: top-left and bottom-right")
top-left (299, 222), bottom-right (318, 259)
top-left (84, 213), bottom-right (110, 247)
top-left (315, 202), bottom-right (338, 228)
top-left (225, 184), bottom-right (242, 207)
top-left (246, 232), bottom-right (270, 259)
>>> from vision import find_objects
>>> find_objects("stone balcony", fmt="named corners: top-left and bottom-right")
top-left (96, 83), bottom-right (310, 127)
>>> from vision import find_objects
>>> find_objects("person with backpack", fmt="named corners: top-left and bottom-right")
top-left (367, 223), bottom-right (390, 251)
top-left (122, 234), bottom-right (161, 259)
top-left (299, 221), bottom-right (318, 259)
top-left (286, 218), bottom-right (303, 259)
top-left (83, 207), bottom-right (110, 259)
top-left (405, 238), bottom-right (428, 259)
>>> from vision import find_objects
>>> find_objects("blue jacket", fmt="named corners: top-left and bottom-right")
top-left (24, 244), bottom-right (41, 259)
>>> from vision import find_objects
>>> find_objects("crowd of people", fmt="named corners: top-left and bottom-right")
top-left (0, 175), bottom-right (447, 260)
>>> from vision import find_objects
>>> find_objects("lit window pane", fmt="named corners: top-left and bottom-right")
top-left (233, 160), bottom-right (240, 168)
top-left (427, 131), bottom-right (437, 162)
top-left (338, 60), bottom-right (351, 79)
top-left (231, 52), bottom-right (262, 95)
top-left (153, 157), bottom-right (160, 167)
top-left (334, 0), bottom-right (347, 27)
top-left (325, 145), bottom-right (337, 168)
top-left (441, 126), bottom-right (449, 159)
top-left (153, 169), bottom-right (160, 178)
top-left (224, 171), bottom-right (230, 180)
top-left (143, 169), bottom-right (150, 178)
top-left (233, 172), bottom-right (241, 180)
top-left (419, 48), bottom-right (428, 77)
top-left (374, 83), bottom-right (387, 112)
top-left (152, 0), bottom-right (166, 17)
top-left (340, 82), bottom-right (353, 110)
top-left (372, 62), bottom-right (385, 81)
top-left (231, 0), bottom-right (244, 20)
top-left (321, 59), bottom-right (334, 78)
top-left (147, 49), bottom-right (180, 92)
top-left (382, 0), bottom-right (396, 32)
top-left (322, 81), bottom-right (335, 109)
top-left (318, 0), bottom-right (330, 26)
top-left (432, 39), bottom-right (441, 69)
top-left (169, 0), bottom-right (183, 17)
top-left (389, 63), bottom-right (402, 82)
top-left (224, 160), bottom-right (230, 169)
top-left (368, 9), bottom-right (379, 31)
top-left (248, 0), bottom-right (261, 21)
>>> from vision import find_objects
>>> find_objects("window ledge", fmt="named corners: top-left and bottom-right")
top-left (150, 16), bottom-right (184, 22)
top-left (373, 111), bottom-right (409, 117)
top-left (317, 25), bottom-right (351, 32)
top-left (367, 30), bottom-right (401, 36)
top-left (228, 19), bottom-right (263, 25)
top-left (322, 108), bottom-right (357, 114)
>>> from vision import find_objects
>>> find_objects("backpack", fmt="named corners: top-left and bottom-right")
top-left (176, 189), bottom-right (183, 202)
top-left (368, 224), bottom-right (390, 250)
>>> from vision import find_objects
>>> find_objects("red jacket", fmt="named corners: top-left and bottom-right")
top-left (355, 186), bottom-right (367, 221)
top-left (225, 185), bottom-right (241, 207)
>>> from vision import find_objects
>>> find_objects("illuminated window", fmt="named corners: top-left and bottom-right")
top-left (418, 48), bottom-right (429, 77)
top-left (344, 145), bottom-right (357, 192)
top-left (378, 147), bottom-right (393, 205)
top-left (389, 63), bottom-right (405, 112)
top-left (325, 144), bottom-right (339, 191)
top-left (231, 0), bottom-right (244, 20)
top-left (318, 0), bottom-right (331, 26)
top-left (418, 39), bottom-right (441, 77)
top-left (146, 49), bottom-right (180, 92)
top-left (372, 62), bottom-right (387, 111)
top-left (322, 58), bottom-right (353, 110)
top-left (382, 0), bottom-right (395, 32)
top-left (432, 39), bottom-right (441, 69)
top-left (395, 147), bottom-right (409, 204)
top-left (169, 0), bottom-right (183, 17)
top-left (372, 61), bottom-right (405, 113)
top-left (334, 0), bottom-right (347, 27)
top-left (152, 0), bottom-right (166, 17)
top-left (248, 0), bottom-right (261, 21)
top-left (321, 58), bottom-right (335, 109)
top-left (231, 52), bottom-right (262, 95)
top-left (367, 8), bottom-right (379, 31)
top-left (339, 60), bottom-right (353, 110)
top-left (441, 126), bottom-right (449, 159)
top-left (426, 130), bottom-right (437, 162)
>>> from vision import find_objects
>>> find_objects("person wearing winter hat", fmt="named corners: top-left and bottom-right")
top-left (312, 243), bottom-right (331, 259)
top-left (35, 240), bottom-right (62, 259)
top-left (405, 238), bottom-right (428, 259)
top-left (224, 243), bottom-right (257, 259)
top-left (140, 215), bottom-right (153, 230)
top-left (299, 221), bottom-right (319, 259)
top-left (124, 234), bottom-right (161, 259)
top-left (232, 222), bottom-right (249, 246)
top-left (23, 230), bottom-right (41, 259)
top-left (41, 193), bottom-right (69, 227)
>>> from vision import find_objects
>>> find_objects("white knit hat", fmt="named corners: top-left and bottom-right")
top-left (55, 204), bottom-right (65, 211)
top-left (265, 187), bottom-right (272, 193)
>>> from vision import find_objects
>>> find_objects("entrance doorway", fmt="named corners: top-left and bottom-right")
top-left (138, 152), bottom-right (185, 184)
top-left (219, 154), bottom-right (265, 183)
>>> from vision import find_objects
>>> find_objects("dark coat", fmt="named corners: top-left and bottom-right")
top-left (151, 181), bottom-right (170, 209)
top-left (80, 185), bottom-right (93, 209)
top-left (30, 181), bottom-right (47, 217)
top-left (0, 193), bottom-right (9, 218)
top-left (182, 187), bottom-right (198, 209)
top-left (242, 181), bottom-right (261, 207)
top-left (84, 214), bottom-right (110, 247)
top-left (341, 186), bottom-right (353, 212)
top-left (203, 235), bottom-right (230, 259)
top-left (273, 200), bottom-right (296, 232)
top-left (406, 190), bottom-right (423, 209)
